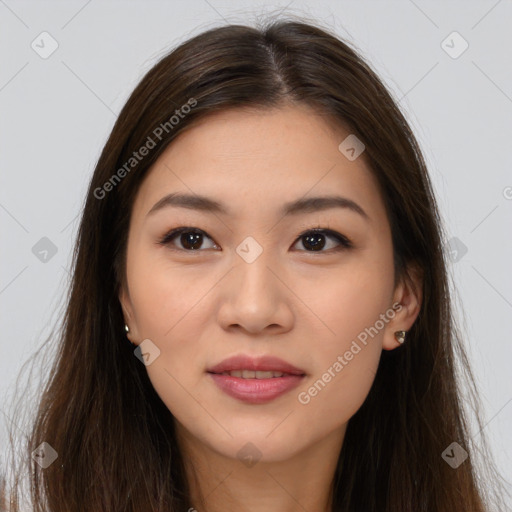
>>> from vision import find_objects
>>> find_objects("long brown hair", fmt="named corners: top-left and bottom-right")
top-left (2, 16), bottom-right (509, 512)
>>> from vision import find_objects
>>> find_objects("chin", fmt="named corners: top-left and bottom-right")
top-left (203, 422), bottom-right (309, 464)
top-left (215, 438), bottom-right (305, 465)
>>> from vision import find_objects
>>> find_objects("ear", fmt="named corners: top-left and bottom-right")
top-left (382, 263), bottom-right (423, 351)
top-left (118, 284), bottom-right (141, 346)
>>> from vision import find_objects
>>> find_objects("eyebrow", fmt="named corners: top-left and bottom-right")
top-left (146, 192), bottom-right (369, 220)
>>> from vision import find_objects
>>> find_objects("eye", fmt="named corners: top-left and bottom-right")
top-left (158, 227), bottom-right (219, 251)
top-left (291, 228), bottom-right (353, 253)
top-left (157, 227), bottom-right (352, 253)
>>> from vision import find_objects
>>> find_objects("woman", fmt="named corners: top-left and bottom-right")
top-left (2, 17), bottom-right (508, 512)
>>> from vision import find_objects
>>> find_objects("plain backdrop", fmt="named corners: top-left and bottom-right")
top-left (1, 0), bottom-right (511, 504)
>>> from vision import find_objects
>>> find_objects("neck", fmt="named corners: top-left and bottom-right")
top-left (176, 423), bottom-right (346, 512)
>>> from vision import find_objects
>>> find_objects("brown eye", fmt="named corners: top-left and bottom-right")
top-left (292, 229), bottom-right (352, 252)
top-left (158, 227), bottom-right (352, 253)
top-left (159, 228), bottom-right (218, 251)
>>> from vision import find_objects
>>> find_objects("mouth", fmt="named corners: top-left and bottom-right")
top-left (206, 354), bottom-right (306, 404)
top-left (208, 370), bottom-right (305, 379)
top-left (206, 354), bottom-right (306, 377)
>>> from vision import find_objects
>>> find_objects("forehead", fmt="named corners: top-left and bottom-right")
top-left (132, 105), bottom-right (386, 223)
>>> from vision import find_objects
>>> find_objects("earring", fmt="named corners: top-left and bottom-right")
top-left (124, 324), bottom-right (136, 346)
top-left (394, 330), bottom-right (406, 344)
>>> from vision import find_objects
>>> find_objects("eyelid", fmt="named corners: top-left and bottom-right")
top-left (294, 227), bottom-right (353, 251)
top-left (157, 227), bottom-right (219, 251)
top-left (157, 226), bottom-right (353, 252)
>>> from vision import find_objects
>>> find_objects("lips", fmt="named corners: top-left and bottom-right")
top-left (207, 354), bottom-right (307, 404)
top-left (207, 354), bottom-right (306, 376)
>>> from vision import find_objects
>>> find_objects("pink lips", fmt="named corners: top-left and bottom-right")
top-left (207, 354), bottom-right (306, 404)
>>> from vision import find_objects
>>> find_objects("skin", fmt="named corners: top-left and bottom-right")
top-left (119, 103), bottom-right (422, 512)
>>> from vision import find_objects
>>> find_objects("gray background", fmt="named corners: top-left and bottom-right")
top-left (1, 0), bottom-right (511, 503)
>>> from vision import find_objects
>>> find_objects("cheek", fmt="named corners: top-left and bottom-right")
top-left (126, 245), bottom-right (222, 368)
top-left (294, 255), bottom-right (394, 351)
top-left (292, 258), bottom-right (393, 420)
top-left (127, 244), bottom-right (213, 338)
top-left (126, 258), bottom-right (216, 423)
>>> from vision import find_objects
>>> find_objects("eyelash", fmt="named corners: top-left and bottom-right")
top-left (157, 226), bottom-right (353, 253)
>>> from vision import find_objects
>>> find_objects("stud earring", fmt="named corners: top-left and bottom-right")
top-left (124, 324), bottom-right (137, 346)
top-left (394, 330), bottom-right (407, 344)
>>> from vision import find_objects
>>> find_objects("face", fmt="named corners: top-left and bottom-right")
top-left (119, 104), bottom-right (418, 463)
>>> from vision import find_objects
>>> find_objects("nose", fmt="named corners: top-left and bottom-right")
top-left (216, 249), bottom-right (294, 335)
